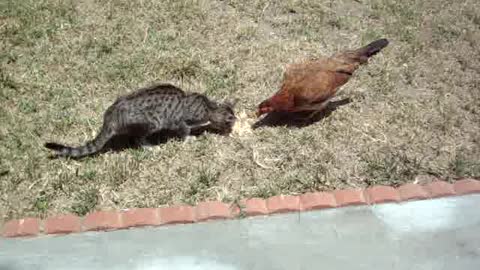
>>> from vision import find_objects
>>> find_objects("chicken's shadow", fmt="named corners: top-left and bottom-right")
top-left (251, 98), bottom-right (352, 129)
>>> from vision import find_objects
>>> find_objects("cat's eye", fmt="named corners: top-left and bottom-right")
top-left (227, 115), bottom-right (236, 122)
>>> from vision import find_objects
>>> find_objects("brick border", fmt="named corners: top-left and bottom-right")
top-left (2, 179), bottom-right (480, 238)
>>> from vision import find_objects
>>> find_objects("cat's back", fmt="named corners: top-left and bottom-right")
top-left (113, 83), bottom-right (186, 110)
top-left (123, 83), bottom-right (185, 101)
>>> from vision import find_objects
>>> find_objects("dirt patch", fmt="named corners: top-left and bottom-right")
top-left (1, 0), bottom-right (479, 221)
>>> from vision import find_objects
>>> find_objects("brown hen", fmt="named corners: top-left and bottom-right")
top-left (256, 38), bottom-right (389, 118)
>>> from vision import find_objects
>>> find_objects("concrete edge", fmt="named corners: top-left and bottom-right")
top-left (2, 178), bottom-right (480, 238)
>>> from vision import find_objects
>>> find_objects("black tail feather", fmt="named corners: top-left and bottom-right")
top-left (359, 38), bottom-right (389, 57)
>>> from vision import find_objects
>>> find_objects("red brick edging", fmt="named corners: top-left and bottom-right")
top-left (2, 179), bottom-right (480, 238)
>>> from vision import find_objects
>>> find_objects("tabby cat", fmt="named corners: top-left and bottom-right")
top-left (45, 83), bottom-right (236, 158)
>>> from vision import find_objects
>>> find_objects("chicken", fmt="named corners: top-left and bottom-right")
top-left (256, 38), bottom-right (389, 118)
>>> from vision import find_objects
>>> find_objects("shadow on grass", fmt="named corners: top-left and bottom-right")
top-left (46, 127), bottom-right (232, 160)
top-left (251, 98), bottom-right (352, 129)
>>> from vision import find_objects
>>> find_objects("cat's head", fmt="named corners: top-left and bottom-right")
top-left (208, 99), bottom-right (237, 135)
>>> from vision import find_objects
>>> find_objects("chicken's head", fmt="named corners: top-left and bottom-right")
top-left (256, 100), bottom-right (275, 117)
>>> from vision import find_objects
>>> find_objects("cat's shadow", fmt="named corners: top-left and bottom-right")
top-left (104, 127), bottom-right (228, 154)
top-left (50, 127), bottom-right (229, 160)
top-left (251, 98), bottom-right (352, 129)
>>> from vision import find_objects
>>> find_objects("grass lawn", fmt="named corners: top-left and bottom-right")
top-left (1, 0), bottom-right (479, 222)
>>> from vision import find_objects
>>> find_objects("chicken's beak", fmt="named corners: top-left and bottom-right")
top-left (255, 109), bottom-right (266, 118)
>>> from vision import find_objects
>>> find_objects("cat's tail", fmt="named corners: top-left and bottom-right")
top-left (45, 127), bottom-right (114, 159)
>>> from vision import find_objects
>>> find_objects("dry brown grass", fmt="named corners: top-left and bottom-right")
top-left (1, 0), bottom-right (479, 222)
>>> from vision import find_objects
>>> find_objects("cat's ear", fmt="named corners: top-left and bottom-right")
top-left (224, 97), bottom-right (239, 108)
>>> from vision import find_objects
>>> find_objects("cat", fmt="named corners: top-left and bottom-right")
top-left (44, 83), bottom-right (236, 158)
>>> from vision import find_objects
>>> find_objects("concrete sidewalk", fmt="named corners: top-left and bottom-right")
top-left (1, 194), bottom-right (480, 270)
